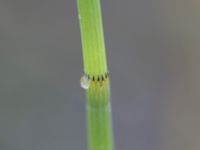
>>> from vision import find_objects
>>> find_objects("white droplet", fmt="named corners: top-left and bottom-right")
top-left (80, 74), bottom-right (90, 90)
top-left (78, 14), bottom-right (82, 20)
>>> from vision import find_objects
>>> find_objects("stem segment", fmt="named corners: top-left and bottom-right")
top-left (77, 0), bottom-right (114, 150)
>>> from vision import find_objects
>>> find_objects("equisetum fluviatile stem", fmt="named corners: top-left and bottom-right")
top-left (77, 0), bottom-right (114, 150)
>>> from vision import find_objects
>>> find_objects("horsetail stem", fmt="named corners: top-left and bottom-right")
top-left (77, 0), bottom-right (114, 150)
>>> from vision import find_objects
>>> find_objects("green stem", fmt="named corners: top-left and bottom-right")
top-left (86, 80), bottom-right (113, 150)
top-left (77, 0), bottom-right (107, 76)
top-left (77, 0), bottom-right (114, 150)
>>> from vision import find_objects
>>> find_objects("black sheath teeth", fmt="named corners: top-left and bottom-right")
top-left (83, 72), bottom-right (109, 82)
top-left (97, 76), bottom-right (100, 81)
top-left (101, 75), bottom-right (104, 81)
top-left (105, 72), bottom-right (108, 78)
top-left (92, 76), bottom-right (95, 81)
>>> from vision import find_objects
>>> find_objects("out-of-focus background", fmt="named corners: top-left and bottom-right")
top-left (1, 0), bottom-right (200, 150)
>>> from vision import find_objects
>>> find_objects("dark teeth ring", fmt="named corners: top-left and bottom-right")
top-left (84, 72), bottom-right (109, 82)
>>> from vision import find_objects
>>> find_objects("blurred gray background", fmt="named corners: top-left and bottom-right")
top-left (1, 0), bottom-right (200, 150)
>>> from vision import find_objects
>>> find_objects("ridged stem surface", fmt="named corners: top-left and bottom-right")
top-left (77, 0), bottom-right (114, 150)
